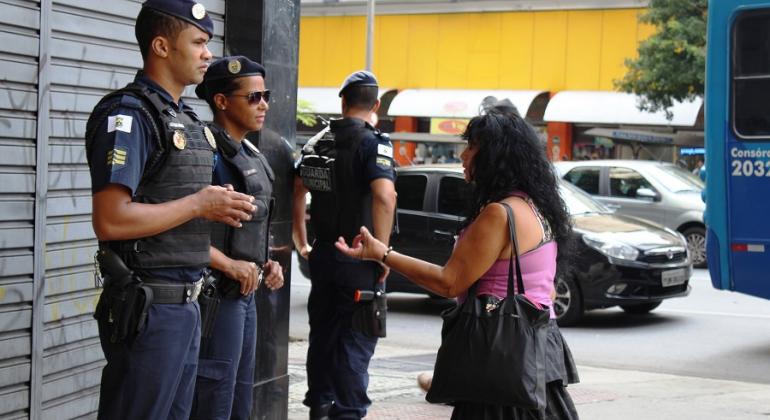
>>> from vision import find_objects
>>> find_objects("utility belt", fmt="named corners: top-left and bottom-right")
top-left (92, 247), bottom-right (206, 345)
top-left (143, 278), bottom-right (204, 304)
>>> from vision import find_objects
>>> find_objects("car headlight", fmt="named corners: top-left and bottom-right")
top-left (582, 234), bottom-right (639, 261)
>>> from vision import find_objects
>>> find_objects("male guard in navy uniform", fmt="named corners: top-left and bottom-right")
top-left (85, 1), bottom-right (256, 419)
top-left (293, 71), bottom-right (397, 419)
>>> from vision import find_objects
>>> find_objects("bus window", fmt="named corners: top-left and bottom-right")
top-left (733, 11), bottom-right (770, 138)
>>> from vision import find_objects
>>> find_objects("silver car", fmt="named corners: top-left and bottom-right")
top-left (555, 160), bottom-right (706, 267)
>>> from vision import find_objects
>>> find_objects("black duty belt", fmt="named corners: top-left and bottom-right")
top-left (143, 278), bottom-right (204, 304)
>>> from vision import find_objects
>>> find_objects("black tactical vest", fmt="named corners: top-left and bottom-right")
top-left (209, 125), bottom-right (275, 266)
top-left (300, 118), bottom-right (376, 243)
top-left (85, 83), bottom-right (215, 269)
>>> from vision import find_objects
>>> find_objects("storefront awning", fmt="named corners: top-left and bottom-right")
top-left (585, 127), bottom-right (705, 147)
top-left (585, 127), bottom-right (675, 144)
top-left (544, 91), bottom-right (703, 126)
top-left (297, 87), bottom-right (394, 115)
top-left (388, 132), bottom-right (464, 144)
top-left (387, 89), bottom-right (550, 119)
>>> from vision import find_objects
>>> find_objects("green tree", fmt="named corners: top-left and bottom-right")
top-left (616, 0), bottom-right (707, 117)
top-left (296, 99), bottom-right (317, 127)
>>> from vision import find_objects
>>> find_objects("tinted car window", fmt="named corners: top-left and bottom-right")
top-left (559, 181), bottom-right (608, 215)
top-left (564, 167), bottom-right (600, 195)
top-left (438, 176), bottom-right (472, 216)
top-left (609, 167), bottom-right (655, 198)
top-left (395, 175), bottom-right (427, 211)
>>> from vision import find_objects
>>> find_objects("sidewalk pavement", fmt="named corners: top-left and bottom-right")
top-left (287, 338), bottom-right (770, 420)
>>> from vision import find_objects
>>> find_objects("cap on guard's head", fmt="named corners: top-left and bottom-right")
top-left (338, 70), bottom-right (378, 97)
top-left (141, 0), bottom-right (214, 37)
top-left (195, 56), bottom-right (266, 100)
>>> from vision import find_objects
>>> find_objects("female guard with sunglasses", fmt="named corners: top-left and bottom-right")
top-left (191, 56), bottom-right (284, 420)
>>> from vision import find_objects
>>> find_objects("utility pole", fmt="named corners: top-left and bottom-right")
top-left (365, 0), bottom-right (375, 71)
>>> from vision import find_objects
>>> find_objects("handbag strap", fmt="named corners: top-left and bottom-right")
top-left (500, 202), bottom-right (526, 297)
top-left (466, 201), bottom-right (526, 302)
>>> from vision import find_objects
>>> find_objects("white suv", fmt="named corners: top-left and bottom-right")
top-left (555, 160), bottom-right (706, 267)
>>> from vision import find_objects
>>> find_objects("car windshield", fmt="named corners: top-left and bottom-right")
top-left (559, 181), bottom-right (610, 215)
top-left (648, 164), bottom-right (704, 192)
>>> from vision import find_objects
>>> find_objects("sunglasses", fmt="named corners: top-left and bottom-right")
top-left (228, 90), bottom-right (271, 105)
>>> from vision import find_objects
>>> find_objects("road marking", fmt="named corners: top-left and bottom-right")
top-left (659, 308), bottom-right (770, 319)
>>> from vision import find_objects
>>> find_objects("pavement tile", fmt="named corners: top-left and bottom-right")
top-left (287, 339), bottom-right (770, 420)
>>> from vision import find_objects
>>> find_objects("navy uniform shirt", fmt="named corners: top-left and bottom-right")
top-left (331, 118), bottom-right (395, 185)
top-left (212, 142), bottom-right (246, 192)
top-left (357, 124), bottom-right (396, 184)
top-left (87, 71), bottom-right (204, 283)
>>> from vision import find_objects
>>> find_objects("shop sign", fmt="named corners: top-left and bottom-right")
top-left (430, 118), bottom-right (469, 135)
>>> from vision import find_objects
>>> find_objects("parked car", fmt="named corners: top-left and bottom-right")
top-left (298, 164), bottom-right (693, 326)
top-left (554, 160), bottom-right (707, 268)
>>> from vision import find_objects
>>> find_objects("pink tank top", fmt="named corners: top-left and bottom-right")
top-left (459, 194), bottom-right (558, 319)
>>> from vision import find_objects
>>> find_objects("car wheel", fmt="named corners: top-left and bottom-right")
top-left (620, 301), bottom-right (662, 314)
top-left (683, 226), bottom-right (707, 268)
top-left (553, 275), bottom-right (583, 327)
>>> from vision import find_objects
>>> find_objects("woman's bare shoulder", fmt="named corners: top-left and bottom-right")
top-left (486, 197), bottom-right (533, 220)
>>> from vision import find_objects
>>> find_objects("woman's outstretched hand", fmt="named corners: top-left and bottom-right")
top-left (335, 226), bottom-right (388, 262)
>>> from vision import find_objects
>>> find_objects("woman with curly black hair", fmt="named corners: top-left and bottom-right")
top-left (336, 108), bottom-right (580, 419)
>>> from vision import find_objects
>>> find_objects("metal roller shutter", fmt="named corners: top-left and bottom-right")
top-left (0, 0), bottom-right (41, 417)
top-left (0, 1), bottom-right (224, 418)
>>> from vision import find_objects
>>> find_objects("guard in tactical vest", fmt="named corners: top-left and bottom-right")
top-left (190, 56), bottom-right (285, 420)
top-left (293, 71), bottom-right (397, 420)
top-left (85, 2), bottom-right (256, 419)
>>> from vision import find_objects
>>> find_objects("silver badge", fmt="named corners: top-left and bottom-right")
top-left (173, 130), bottom-right (187, 150)
top-left (191, 3), bottom-right (206, 20)
top-left (204, 126), bottom-right (217, 149)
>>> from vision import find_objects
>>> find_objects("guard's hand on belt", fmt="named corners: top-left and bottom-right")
top-left (262, 260), bottom-right (284, 291)
top-left (225, 259), bottom-right (261, 295)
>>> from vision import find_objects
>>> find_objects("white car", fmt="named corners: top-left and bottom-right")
top-left (555, 160), bottom-right (706, 267)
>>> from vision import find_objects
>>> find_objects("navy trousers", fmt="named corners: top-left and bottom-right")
top-left (191, 293), bottom-right (257, 420)
top-left (97, 301), bottom-right (201, 420)
top-left (304, 242), bottom-right (379, 420)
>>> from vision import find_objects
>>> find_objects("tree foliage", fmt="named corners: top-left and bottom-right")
top-left (296, 99), bottom-right (317, 127)
top-left (616, 0), bottom-right (707, 117)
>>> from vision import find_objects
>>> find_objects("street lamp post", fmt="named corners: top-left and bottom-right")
top-left (366, 0), bottom-right (374, 71)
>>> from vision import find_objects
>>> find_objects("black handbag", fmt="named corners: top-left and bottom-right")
top-left (425, 202), bottom-right (551, 409)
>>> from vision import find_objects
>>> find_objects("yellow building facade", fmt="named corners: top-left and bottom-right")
top-left (299, 8), bottom-right (654, 92)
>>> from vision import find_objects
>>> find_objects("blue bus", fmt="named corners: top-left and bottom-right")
top-left (705, 0), bottom-right (770, 299)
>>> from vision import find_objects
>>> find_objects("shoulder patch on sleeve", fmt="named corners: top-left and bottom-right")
top-left (107, 147), bottom-right (128, 167)
top-left (376, 156), bottom-right (393, 169)
top-left (377, 143), bottom-right (393, 158)
top-left (107, 115), bottom-right (133, 133)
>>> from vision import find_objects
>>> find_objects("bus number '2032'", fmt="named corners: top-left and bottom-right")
top-left (732, 160), bottom-right (770, 177)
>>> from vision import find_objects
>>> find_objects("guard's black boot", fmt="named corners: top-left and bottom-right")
top-left (309, 402), bottom-right (332, 420)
